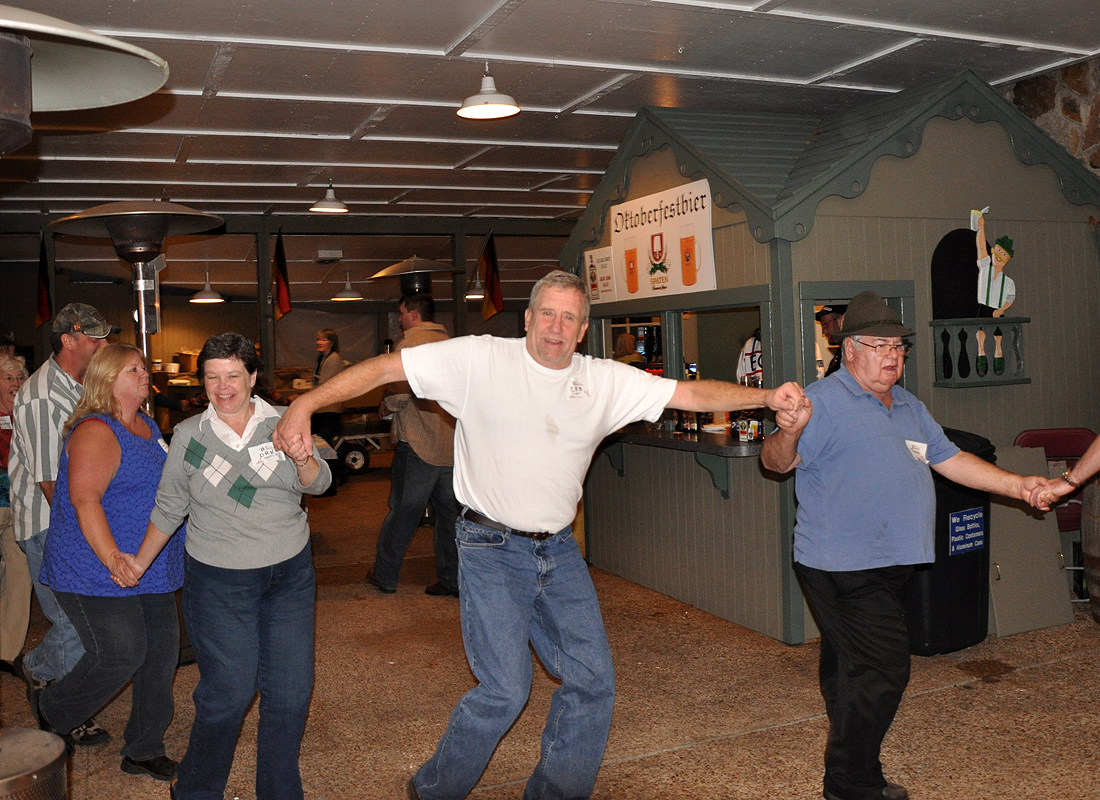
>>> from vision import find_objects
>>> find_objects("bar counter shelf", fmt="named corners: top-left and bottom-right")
top-left (598, 422), bottom-right (762, 499)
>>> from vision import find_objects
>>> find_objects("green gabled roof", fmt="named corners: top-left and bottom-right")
top-left (646, 109), bottom-right (821, 208)
top-left (560, 70), bottom-right (1100, 272)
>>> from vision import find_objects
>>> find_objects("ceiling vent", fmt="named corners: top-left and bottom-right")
top-left (317, 249), bottom-right (342, 264)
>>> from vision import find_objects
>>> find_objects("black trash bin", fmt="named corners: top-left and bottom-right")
top-left (903, 428), bottom-right (994, 656)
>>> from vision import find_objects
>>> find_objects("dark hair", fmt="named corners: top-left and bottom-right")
top-left (317, 327), bottom-right (340, 353)
top-left (400, 293), bottom-right (435, 322)
top-left (197, 332), bottom-right (261, 377)
top-left (50, 331), bottom-right (66, 354)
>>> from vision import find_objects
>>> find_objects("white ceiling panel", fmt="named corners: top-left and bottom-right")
top-left (1, 0), bottom-right (1094, 311)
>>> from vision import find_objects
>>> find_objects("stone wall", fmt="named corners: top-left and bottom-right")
top-left (1003, 58), bottom-right (1100, 173)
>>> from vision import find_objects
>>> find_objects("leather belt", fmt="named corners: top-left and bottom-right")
top-left (460, 508), bottom-right (554, 541)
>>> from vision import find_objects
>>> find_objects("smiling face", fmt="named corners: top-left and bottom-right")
top-left (316, 335), bottom-right (332, 356)
top-left (524, 285), bottom-right (589, 370)
top-left (203, 357), bottom-right (257, 420)
top-left (112, 354), bottom-right (150, 413)
top-left (992, 245), bottom-right (1012, 272)
top-left (0, 368), bottom-right (25, 414)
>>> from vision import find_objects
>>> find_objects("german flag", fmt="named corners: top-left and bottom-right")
top-left (35, 233), bottom-right (52, 328)
top-left (479, 232), bottom-right (504, 321)
top-left (273, 231), bottom-right (291, 320)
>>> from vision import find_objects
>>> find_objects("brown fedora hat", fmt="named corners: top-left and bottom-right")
top-left (830, 290), bottom-right (914, 343)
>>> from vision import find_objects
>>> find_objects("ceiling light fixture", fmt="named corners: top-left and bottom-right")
top-left (190, 270), bottom-right (224, 304)
top-left (464, 268), bottom-right (485, 300)
top-left (457, 63), bottom-right (520, 120)
top-left (310, 181), bottom-right (348, 213)
top-left (331, 271), bottom-right (363, 301)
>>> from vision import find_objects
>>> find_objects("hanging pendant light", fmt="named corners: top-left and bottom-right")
top-left (190, 270), bottom-right (224, 304)
top-left (310, 181), bottom-right (348, 213)
top-left (464, 267), bottom-right (486, 300)
top-left (331, 271), bottom-right (363, 301)
top-left (457, 63), bottom-right (520, 120)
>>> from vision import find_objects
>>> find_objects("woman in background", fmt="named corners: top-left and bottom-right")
top-left (0, 355), bottom-right (30, 673)
top-left (36, 344), bottom-right (183, 779)
top-left (311, 328), bottom-right (344, 444)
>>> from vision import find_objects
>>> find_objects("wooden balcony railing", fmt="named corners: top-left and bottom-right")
top-left (929, 317), bottom-right (1030, 388)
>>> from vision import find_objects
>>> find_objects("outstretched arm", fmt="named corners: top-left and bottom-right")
top-left (976, 214), bottom-right (989, 261)
top-left (932, 451), bottom-right (1052, 510)
top-left (1034, 434), bottom-right (1100, 507)
top-left (274, 352), bottom-right (406, 453)
top-left (669, 379), bottom-right (805, 415)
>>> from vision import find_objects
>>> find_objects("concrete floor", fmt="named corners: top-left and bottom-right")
top-left (2, 448), bottom-right (1099, 799)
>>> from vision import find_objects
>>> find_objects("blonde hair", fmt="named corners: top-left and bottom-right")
top-left (614, 332), bottom-right (637, 359)
top-left (63, 343), bottom-right (145, 437)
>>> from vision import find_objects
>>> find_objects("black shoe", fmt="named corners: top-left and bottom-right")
top-left (0, 659), bottom-right (14, 675)
top-left (366, 569), bottom-right (396, 594)
top-left (425, 582), bottom-right (459, 597)
top-left (407, 777), bottom-right (422, 800)
top-left (824, 784), bottom-right (908, 800)
top-left (70, 718), bottom-right (111, 746)
top-left (121, 755), bottom-right (179, 781)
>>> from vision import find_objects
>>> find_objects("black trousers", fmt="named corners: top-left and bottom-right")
top-left (795, 563), bottom-right (914, 800)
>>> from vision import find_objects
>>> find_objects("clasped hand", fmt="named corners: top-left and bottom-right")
top-left (107, 551), bottom-right (144, 589)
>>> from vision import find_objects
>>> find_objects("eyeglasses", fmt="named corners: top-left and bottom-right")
top-left (856, 340), bottom-right (912, 356)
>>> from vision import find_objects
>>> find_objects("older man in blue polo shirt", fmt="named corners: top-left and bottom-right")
top-left (762, 290), bottom-right (1049, 800)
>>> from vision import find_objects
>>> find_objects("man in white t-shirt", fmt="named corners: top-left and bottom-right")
top-left (275, 271), bottom-right (806, 800)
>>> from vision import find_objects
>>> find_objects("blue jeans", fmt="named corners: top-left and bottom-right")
top-left (45, 591), bottom-right (178, 758)
top-left (19, 528), bottom-right (85, 682)
top-left (413, 517), bottom-right (615, 800)
top-left (373, 442), bottom-right (459, 591)
top-left (176, 544), bottom-right (316, 800)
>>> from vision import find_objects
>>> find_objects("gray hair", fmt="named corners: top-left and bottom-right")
top-left (0, 354), bottom-right (28, 379)
top-left (528, 270), bottom-right (590, 324)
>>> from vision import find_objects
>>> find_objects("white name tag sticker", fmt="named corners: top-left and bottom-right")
top-left (159, 439), bottom-right (169, 453)
top-left (905, 439), bottom-right (929, 464)
top-left (248, 442), bottom-right (284, 470)
top-left (0, 417), bottom-right (11, 430)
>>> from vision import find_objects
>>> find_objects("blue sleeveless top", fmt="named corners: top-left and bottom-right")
top-left (41, 413), bottom-right (184, 596)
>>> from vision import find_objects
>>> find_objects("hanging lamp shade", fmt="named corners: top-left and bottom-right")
top-left (190, 271), bottom-right (224, 304)
top-left (331, 271), bottom-right (362, 301)
top-left (0, 4), bottom-right (168, 156)
top-left (457, 67), bottom-right (519, 120)
top-left (310, 183), bottom-right (348, 213)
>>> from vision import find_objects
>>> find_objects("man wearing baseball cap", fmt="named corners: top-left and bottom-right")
top-left (763, 290), bottom-right (1050, 800)
top-left (8, 302), bottom-right (121, 746)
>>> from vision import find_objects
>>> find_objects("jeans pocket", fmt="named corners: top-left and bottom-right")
top-left (457, 522), bottom-right (506, 548)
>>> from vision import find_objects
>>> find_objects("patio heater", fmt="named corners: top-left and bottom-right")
top-left (50, 201), bottom-right (223, 362)
top-left (369, 255), bottom-right (462, 296)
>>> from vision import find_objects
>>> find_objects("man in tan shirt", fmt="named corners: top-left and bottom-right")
top-left (367, 294), bottom-right (459, 596)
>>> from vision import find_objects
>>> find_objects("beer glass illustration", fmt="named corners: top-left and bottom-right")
top-left (623, 238), bottom-right (639, 294)
top-left (679, 224), bottom-right (697, 286)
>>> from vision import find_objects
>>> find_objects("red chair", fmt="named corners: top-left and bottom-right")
top-left (1013, 427), bottom-right (1097, 532)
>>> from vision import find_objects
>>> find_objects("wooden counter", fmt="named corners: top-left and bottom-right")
top-left (585, 422), bottom-right (806, 644)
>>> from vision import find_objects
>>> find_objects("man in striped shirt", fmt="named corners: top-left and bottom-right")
top-left (8, 303), bottom-right (118, 745)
